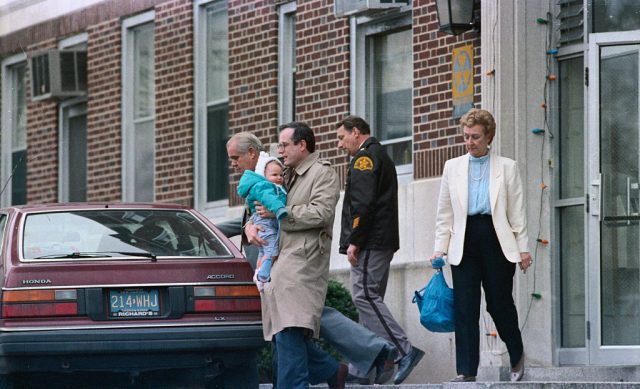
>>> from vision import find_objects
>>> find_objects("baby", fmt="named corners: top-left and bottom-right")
top-left (237, 152), bottom-right (288, 288)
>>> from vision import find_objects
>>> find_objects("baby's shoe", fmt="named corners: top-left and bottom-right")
top-left (253, 270), bottom-right (265, 292)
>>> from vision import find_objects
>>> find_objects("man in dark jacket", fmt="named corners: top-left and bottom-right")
top-left (337, 116), bottom-right (424, 385)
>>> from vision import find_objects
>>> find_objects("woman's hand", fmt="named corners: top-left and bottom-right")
top-left (429, 252), bottom-right (445, 264)
top-left (518, 252), bottom-right (533, 273)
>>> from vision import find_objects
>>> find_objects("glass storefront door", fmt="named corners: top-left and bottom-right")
top-left (587, 31), bottom-right (640, 364)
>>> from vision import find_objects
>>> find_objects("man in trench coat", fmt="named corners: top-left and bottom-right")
top-left (244, 122), bottom-right (344, 388)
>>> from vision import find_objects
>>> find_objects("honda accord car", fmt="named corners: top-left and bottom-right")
top-left (0, 203), bottom-right (263, 388)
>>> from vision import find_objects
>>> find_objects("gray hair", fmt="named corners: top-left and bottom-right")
top-left (227, 132), bottom-right (264, 154)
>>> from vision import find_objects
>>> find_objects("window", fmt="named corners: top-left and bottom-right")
top-left (352, 12), bottom-right (413, 175)
top-left (122, 12), bottom-right (155, 202)
top-left (279, 1), bottom-right (296, 124)
top-left (557, 56), bottom-right (585, 348)
top-left (21, 209), bottom-right (232, 261)
top-left (195, 0), bottom-right (229, 211)
top-left (59, 34), bottom-right (88, 202)
top-left (592, 0), bottom-right (640, 33)
top-left (1, 54), bottom-right (27, 206)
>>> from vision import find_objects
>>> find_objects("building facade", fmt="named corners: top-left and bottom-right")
top-left (1, 0), bottom-right (639, 383)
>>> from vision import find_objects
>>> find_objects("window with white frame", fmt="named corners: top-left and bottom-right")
top-left (1, 54), bottom-right (27, 206)
top-left (352, 12), bottom-right (413, 175)
top-left (279, 1), bottom-right (296, 124)
top-left (59, 34), bottom-right (88, 202)
top-left (122, 12), bottom-right (155, 202)
top-left (195, 0), bottom-right (229, 209)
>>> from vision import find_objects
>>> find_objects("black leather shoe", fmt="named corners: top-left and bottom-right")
top-left (328, 363), bottom-right (348, 389)
top-left (393, 346), bottom-right (425, 384)
top-left (373, 344), bottom-right (398, 384)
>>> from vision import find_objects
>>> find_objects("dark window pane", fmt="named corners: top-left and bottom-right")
top-left (76, 51), bottom-right (87, 91)
top-left (207, 105), bottom-right (229, 202)
top-left (560, 205), bottom-right (585, 348)
top-left (68, 114), bottom-right (87, 202)
top-left (60, 52), bottom-right (76, 91)
top-left (11, 150), bottom-right (27, 205)
top-left (593, 0), bottom-right (640, 33)
top-left (559, 57), bottom-right (584, 199)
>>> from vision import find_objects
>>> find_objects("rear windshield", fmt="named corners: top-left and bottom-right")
top-left (22, 209), bottom-right (233, 260)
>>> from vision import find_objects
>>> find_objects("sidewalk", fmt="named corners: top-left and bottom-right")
top-left (259, 383), bottom-right (640, 388)
top-left (258, 365), bottom-right (640, 388)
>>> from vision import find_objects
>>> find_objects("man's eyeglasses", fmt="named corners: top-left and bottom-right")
top-left (277, 141), bottom-right (296, 150)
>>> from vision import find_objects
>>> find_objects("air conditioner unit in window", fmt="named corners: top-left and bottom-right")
top-left (30, 49), bottom-right (87, 101)
top-left (334, 0), bottom-right (410, 17)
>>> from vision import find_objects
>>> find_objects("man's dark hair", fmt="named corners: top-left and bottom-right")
top-left (278, 121), bottom-right (316, 153)
top-left (336, 115), bottom-right (371, 135)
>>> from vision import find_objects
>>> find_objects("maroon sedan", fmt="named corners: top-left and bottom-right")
top-left (0, 203), bottom-right (263, 388)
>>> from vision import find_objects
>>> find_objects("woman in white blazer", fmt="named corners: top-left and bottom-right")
top-left (430, 109), bottom-right (533, 383)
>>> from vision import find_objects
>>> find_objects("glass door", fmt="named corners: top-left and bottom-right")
top-left (587, 31), bottom-right (640, 364)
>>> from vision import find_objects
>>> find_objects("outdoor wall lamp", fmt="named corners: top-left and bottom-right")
top-left (435, 0), bottom-right (480, 35)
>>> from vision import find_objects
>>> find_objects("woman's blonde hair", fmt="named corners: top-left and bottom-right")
top-left (460, 108), bottom-right (496, 143)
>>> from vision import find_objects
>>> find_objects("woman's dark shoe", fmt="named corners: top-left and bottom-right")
top-left (451, 374), bottom-right (476, 382)
top-left (510, 353), bottom-right (525, 382)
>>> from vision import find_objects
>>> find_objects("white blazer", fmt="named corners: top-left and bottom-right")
top-left (434, 153), bottom-right (530, 266)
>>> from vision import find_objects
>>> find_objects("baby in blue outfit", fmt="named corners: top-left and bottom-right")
top-left (237, 152), bottom-right (288, 287)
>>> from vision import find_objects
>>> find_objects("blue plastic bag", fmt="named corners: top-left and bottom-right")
top-left (412, 258), bottom-right (455, 332)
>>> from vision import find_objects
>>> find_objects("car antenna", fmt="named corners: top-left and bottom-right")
top-left (0, 152), bottom-right (27, 201)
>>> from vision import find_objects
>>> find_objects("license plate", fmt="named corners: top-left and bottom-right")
top-left (109, 289), bottom-right (160, 318)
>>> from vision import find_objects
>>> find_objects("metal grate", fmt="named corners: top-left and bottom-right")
top-left (557, 0), bottom-right (584, 46)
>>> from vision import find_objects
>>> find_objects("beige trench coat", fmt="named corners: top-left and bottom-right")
top-left (261, 152), bottom-right (339, 340)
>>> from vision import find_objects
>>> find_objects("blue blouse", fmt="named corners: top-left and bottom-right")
top-left (468, 154), bottom-right (491, 215)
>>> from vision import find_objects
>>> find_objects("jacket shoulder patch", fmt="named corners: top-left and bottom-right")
top-left (353, 156), bottom-right (373, 171)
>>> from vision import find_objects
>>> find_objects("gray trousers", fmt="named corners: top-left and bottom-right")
top-left (350, 249), bottom-right (411, 361)
top-left (319, 306), bottom-right (389, 375)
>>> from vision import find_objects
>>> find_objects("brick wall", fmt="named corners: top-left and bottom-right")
top-left (86, 18), bottom-right (122, 202)
top-left (294, 0), bottom-right (351, 185)
top-left (26, 38), bottom-right (58, 204)
top-left (228, 1), bottom-right (280, 206)
top-left (155, 0), bottom-right (194, 205)
top-left (412, 0), bottom-right (481, 179)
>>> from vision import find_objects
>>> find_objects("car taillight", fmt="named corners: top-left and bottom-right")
top-left (192, 285), bottom-right (261, 313)
top-left (2, 289), bottom-right (78, 318)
